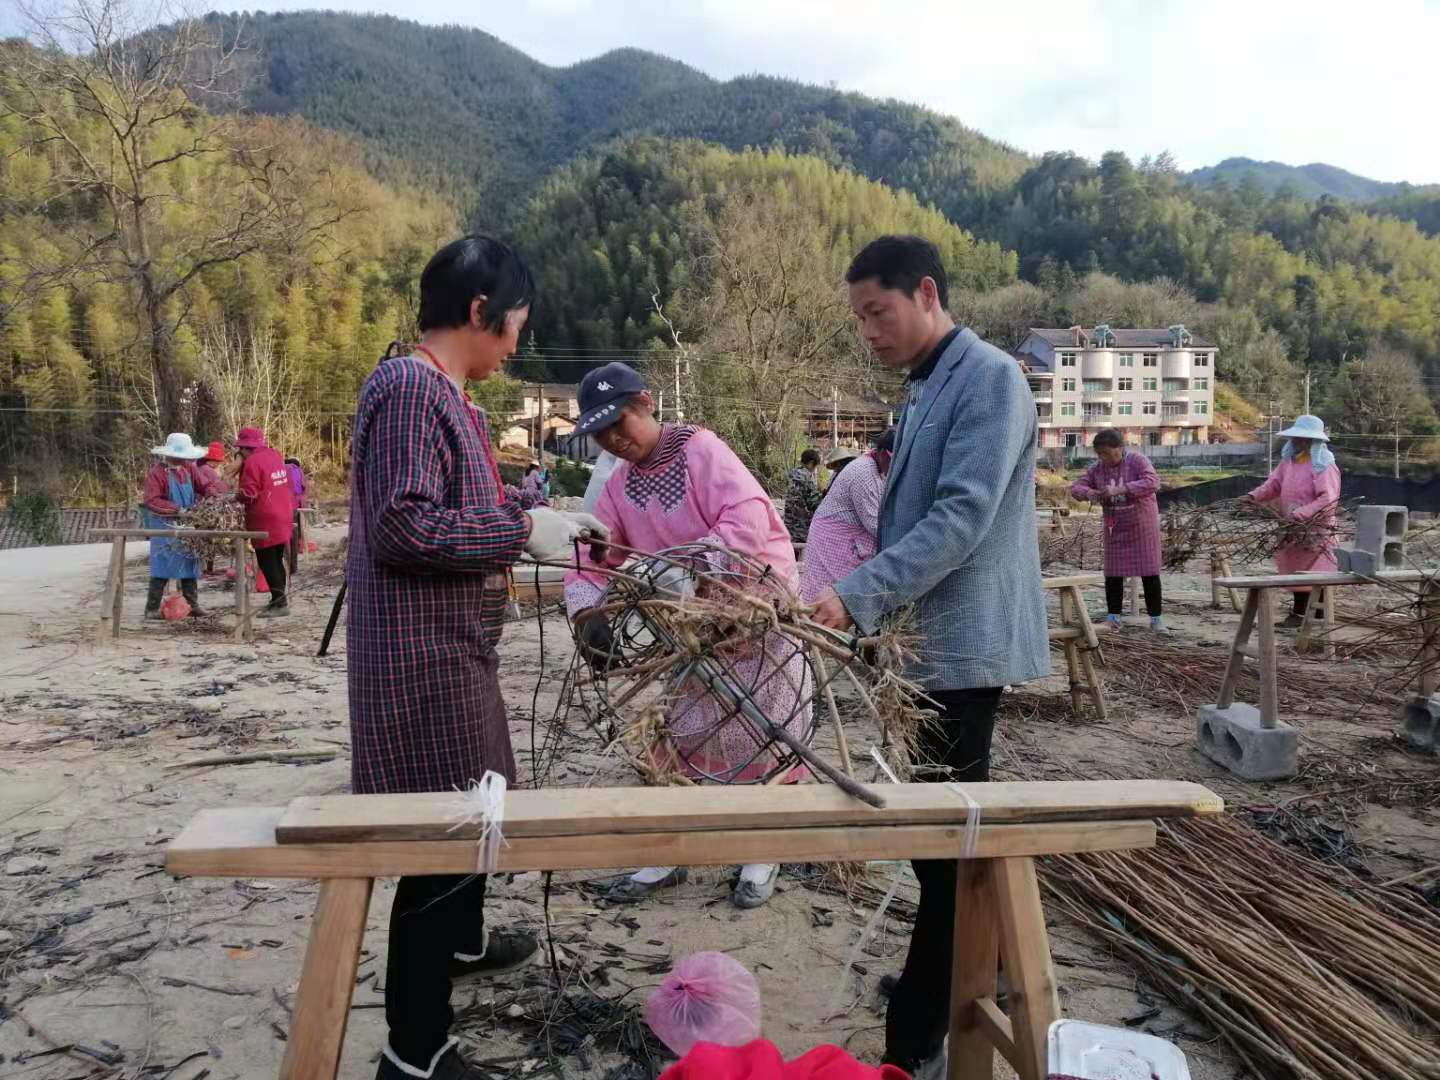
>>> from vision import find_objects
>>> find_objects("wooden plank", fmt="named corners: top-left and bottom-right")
top-left (1048, 627), bottom-right (1084, 641)
top-left (1216, 590), bottom-right (1259, 711)
top-left (169, 808), bottom-right (1158, 879)
top-left (947, 860), bottom-right (999, 1080)
top-left (90, 527), bottom-right (270, 540)
top-left (1216, 569), bottom-right (1438, 589)
top-left (1040, 574), bottom-right (1103, 590)
top-left (1077, 644), bottom-right (1108, 722)
top-left (276, 781), bottom-right (1222, 844)
top-left (993, 857), bottom-right (1061, 1080)
top-left (278, 877), bottom-right (372, 1080)
top-left (1257, 588), bottom-right (1279, 729)
top-left (111, 535), bottom-right (126, 638)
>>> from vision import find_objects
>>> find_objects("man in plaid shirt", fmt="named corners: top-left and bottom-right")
top-left (347, 236), bottom-right (607, 1080)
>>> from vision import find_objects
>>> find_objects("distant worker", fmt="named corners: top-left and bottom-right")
top-left (284, 456), bottom-right (308, 508)
top-left (1070, 430), bottom-right (1167, 632)
top-left (519, 462), bottom-right (548, 508)
top-left (799, 430), bottom-right (896, 604)
top-left (197, 442), bottom-right (230, 494)
top-left (783, 448), bottom-right (823, 546)
top-left (235, 427), bottom-right (296, 618)
top-left (141, 433), bottom-right (224, 619)
top-left (1247, 414), bottom-right (1342, 629)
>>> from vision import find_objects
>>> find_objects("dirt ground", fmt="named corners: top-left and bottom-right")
top-left (2, 527), bottom-right (1437, 1080)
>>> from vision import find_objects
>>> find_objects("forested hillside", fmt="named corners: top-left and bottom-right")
top-left (1186, 157), bottom-right (1408, 201)
top-left (210, 11), bottom-right (1031, 230)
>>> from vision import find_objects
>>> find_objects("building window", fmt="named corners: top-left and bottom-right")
top-left (1083, 380), bottom-right (1110, 393)
top-left (1060, 403), bottom-right (1076, 417)
top-left (1059, 352), bottom-right (1078, 367)
top-left (1118, 353), bottom-right (1135, 367)
top-left (1194, 401), bottom-right (1209, 415)
top-left (1117, 402), bottom-right (1133, 416)
top-left (1193, 377), bottom-right (1209, 390)
top-left (1142, 377), bottom-right (1158, 391)
top-left (1143, 353), bottom-right (1158, 367)
top-left (1194, 353), bottom-right (1210, 367)
top-left (1142, 402), bottom-right (1157, 416)
top-left (1061, 378), bottom-right (1077, 392)
top-left (1117, 377), bottom-right (1133, 391)
top-left (1163, 403), bottom-right (1186, 418)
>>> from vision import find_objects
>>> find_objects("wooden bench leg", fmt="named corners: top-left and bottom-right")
top-left (98, 536), bottom-right (124, 642)
top-left (994, 857), bottom-right (1060, 1080)
top-left (1217, 590), bottom-right (1259, 710)
top-left (279, 877), bottom-right (373, 1080)
top-left (947, 860), bottom-right (999, 1080)
top-left (1224, 558), bottom-right (1240, 613)
top-left (1256, 588), bottom-right (1279, 729)
top-left (112, 536), bottom-right (126, 639)
top-left (234, 537), bottom-right (251, 644)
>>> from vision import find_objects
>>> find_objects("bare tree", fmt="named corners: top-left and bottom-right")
top-left (2, 0), bottom-right (344, 432)
top-left (671, 187), bottom-right (878, 488)
top-left (1324, 346), bottom-right (1439, 476)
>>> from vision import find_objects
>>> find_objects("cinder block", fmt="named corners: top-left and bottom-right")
top-left (1338, 544), bottom-right (1404, 575)
top-left (1400, 694), bottom-right (1440, 754)
top-left (1196, 703), bottom-right (1299, 780)
top-left (1355, 505), bottom-right (1409, 552)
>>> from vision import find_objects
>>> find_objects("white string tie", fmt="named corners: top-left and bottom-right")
top-left (444, 771), bottom-right (509, 873)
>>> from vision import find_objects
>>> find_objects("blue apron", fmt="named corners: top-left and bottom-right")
top-left (144, 469), bottom-right (202, 579)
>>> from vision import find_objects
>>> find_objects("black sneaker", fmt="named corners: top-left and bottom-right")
top-left (449, 928), bottom-right (538, 983)
top-left (376, 1040), bottom-right (486, 1080)
top-left (258, 603), bottom-right (291, 619)
top-left (1276, 614), bottom-right (1305, 630)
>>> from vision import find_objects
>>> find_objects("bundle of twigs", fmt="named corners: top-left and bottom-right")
top-left (1100, 635), bottom-right (1407, 718)
top-left (1038, 513), bottom-right (1104, 570)
top-left (1044, 814), bottom-right (1440, 1080)
top-left (537, 540), bottom-right (935, 801)
top-left (174, 496), bottom-right (246, 560)
top-left (1162, 497), bottom-right (1352, 570)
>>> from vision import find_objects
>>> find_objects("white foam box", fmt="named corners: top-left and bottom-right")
top-left (1047, 1019), bottom-right (1191, 1080)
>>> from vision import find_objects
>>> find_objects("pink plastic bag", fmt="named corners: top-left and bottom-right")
top-left (645, 952), bottom-right (762, 1057)
top-left (160, 592), bottom-right (191, 621)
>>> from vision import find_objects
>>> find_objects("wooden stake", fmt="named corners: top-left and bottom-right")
top-left (279, 877), bottom-right (372, 1080)
top-left (993, 857), bottom-right (1061, 1080)
top-left (1257, 588), bottom-right (1279, 728)
top-left (98, 535), bottom-right (125, 642)
top-left (234, 537), bottom-right (251, 643)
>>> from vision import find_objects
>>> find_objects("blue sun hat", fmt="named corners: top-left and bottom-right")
top-left (1277, 414), bottom-right (1335, 472)
top-left (1276, 414), bottom-right (1328, 442)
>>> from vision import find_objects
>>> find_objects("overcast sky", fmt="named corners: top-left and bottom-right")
top-left (8, 0), bottom-right (1437, 183)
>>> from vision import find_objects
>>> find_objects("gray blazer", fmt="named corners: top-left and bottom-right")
top-left (836, 328), bottom-right (1048, 690)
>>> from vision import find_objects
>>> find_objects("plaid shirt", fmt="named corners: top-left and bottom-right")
top-left (346, 356), bottom-right (529, 794)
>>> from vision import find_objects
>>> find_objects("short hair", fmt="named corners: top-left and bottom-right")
top-left (418, 235), bottom-right (536, 334)
top-left (801, 449), bottom-right (822, 467)
top-left (1092, 428), bottom-right (1124, 451)
top-left (845, 235), bottom-right (949, 309)
top-left (525, 463), bottom-right (540, 474)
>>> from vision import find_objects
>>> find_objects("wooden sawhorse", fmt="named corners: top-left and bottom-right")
top-left (91, 526), bottom-right (271, 643)
top-left (167, 781), bottom-right (1221, 1080)
top-left (1043, 575), bottom-right (1108, 721)
top-left (1214, 570), bottom-right (1440, 726)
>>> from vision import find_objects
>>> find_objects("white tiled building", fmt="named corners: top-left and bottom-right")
top-left (1015, 325), bottom-right (1215, 450)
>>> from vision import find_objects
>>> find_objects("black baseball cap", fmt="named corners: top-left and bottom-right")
top-left (576, 362), bottom-right (647, 435)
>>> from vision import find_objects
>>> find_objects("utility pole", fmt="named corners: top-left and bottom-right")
top-left (673, 350), bottom-right (684, 424)
top-left (1303, 370), bottom-right (1311, 414)
top-left (1396, 426), bottom-right (1402, 480)
top-left (831, 387), bottom-right (840, 449)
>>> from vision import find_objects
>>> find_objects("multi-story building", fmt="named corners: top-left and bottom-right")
top-left (1015, 325), bottom-right (1215, 450)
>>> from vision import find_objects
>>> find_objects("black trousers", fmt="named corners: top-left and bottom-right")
top-left (386, 873), bottom-right (488, 1068)
top-left (254, 544), bottom-right (288, 606)
top-left (884, 686), bottom-right (1004, 1070)
top-left (1293, 591), bottom-right (1311, 617)
top-left (1104, 574), bottom-right (1162, 617)
top-left (146, 577), bottom-right (199, 611)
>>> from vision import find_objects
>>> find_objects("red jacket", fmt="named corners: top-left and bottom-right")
top-left (660, 1042), bottom-right (910, 1080)
top-left (238, 445), bottom-right (296, 549)
top-left (142, 461), bottom-right (223, 516)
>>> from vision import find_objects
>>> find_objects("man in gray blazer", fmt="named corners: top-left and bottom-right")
top-left (813, 235), bottom-right (1048, 1075)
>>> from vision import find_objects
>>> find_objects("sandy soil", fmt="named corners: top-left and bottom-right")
top-left (2, 529), bottom-right (1436, 1080)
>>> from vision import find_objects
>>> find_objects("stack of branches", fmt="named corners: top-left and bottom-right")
top-left (1044, 814), bottom-right (1440, 1080)
top-left (1308, 572), bottom-right (1440, 689)
top-left (1100, 635), bottom-right (1407, 719)
top-left (538, 541), bottom-right (935, 795)
top-left (173, 496), bottom-right (245, 560)
top-left (1161, 497), bottom-right (1354, 570)
top-left (1039, 513), bottom-right (1104, 571)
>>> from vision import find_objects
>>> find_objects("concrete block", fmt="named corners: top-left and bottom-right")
top-left (1196, 703), bottom-right (1299, 780)
top-left (1337, 544), bottom-right (1404, 576)
top-left (1354, 505), bottom-right (1409, 553)
top-left (1400, 694), bottom-right (1440, 754)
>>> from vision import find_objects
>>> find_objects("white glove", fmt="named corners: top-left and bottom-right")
top-left (523, 508), bottom-right (610, 561)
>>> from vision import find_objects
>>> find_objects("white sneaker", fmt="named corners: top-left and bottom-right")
top-left (912, 1038), bottom-right (948, 1080)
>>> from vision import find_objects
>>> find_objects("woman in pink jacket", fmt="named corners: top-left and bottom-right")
top-left (565, 363), bottom-right (807, 910)
top-left (1247, 414), bottom-right (1342, 628)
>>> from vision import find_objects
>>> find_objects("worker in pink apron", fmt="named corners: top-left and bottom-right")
top-left (1248, 414), bottom-right (1342, 628)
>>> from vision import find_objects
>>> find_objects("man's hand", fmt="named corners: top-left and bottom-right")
top-left (812, 587), bottom-right (853, 631)
top-left (524, 509), bottom-right (611, 561)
